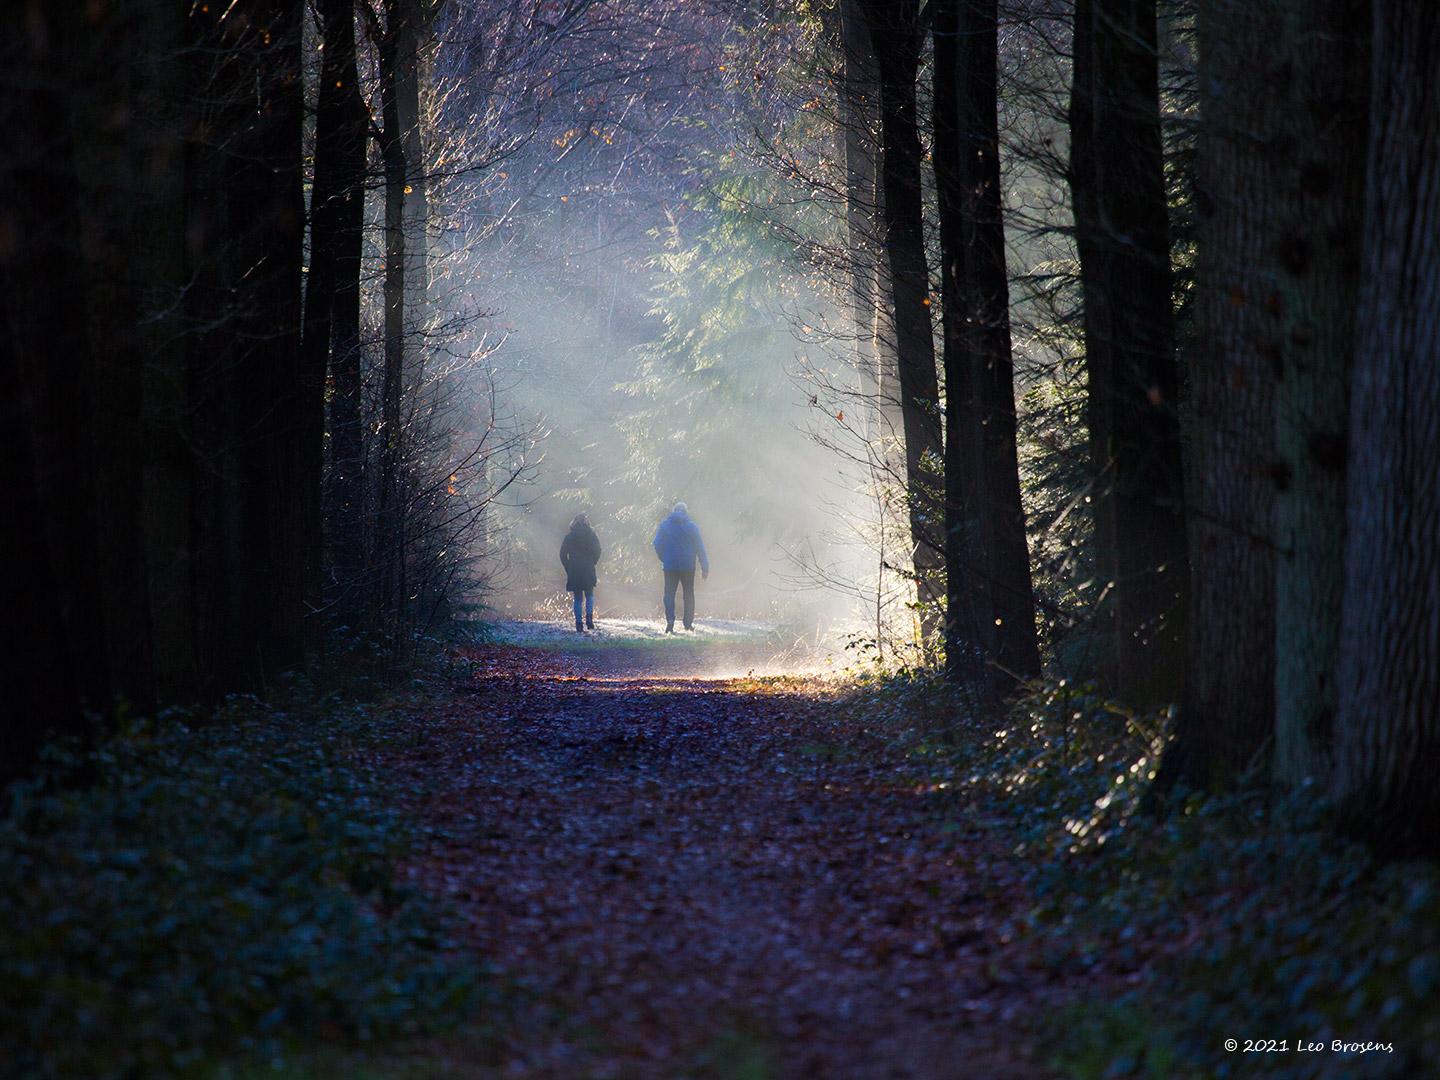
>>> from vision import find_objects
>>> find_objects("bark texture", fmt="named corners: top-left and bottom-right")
top-left (860, 0), bottom-right (945, 636)
top-left (1163, 0), bottom-right (1282, 789)
top-left (1268, 0), bottom-right (1371, 787)
top-left (1332, 0), bottom-right (1440, 856)
top-left (1069, 0), bottom-right (1188, 707)
top-left (933, 0), bottom-right (988, 682)
top-left (953, 0), bottom-right (1040, 682)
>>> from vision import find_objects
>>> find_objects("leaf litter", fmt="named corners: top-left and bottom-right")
top-left (381, 633), bottom-right (1070, 1078)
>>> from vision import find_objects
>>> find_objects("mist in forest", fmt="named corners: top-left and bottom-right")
top-left (419, 0), bottom-right (883, 634)
top-left (7, 0), bottom-right (1440, 1075)
top-left (476, 215), bottom-right (872, 630)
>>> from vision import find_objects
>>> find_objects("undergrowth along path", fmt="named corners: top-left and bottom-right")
top-left (387, 625), bottom-right (1066, 1078)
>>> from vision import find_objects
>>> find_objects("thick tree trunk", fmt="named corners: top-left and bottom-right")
top-left (188, 0), bottom-right (306, 688)
top-left (71, 8), bottom-right (157, 711)
top-left (307, 0), bottom-right (370, 617)
top-left (860, 0), bottom-right (945, 639)
top-left (187, 8), bottom-right (250, 693)
top-left (135, 0), bottom-right (200, 702)
top-left (933, 0), bottom-right (989, 683)
top-left (1269, 0), bottom-right (1370, 787)
top-left (0, 346), bottom-right (81, 784)
top-left (1069, 0), bottom-right (1188, 707)
top-left (954, 0), bottom-right (1040, 682)
top-left (0, 4), bottom-right (106, 777)
top-left (1332, 0), bottom-right (1440, 856)
top-left (236, 0), bottom-right (307, 677)
top-left (1161, 0), bottom-right (1282, 790)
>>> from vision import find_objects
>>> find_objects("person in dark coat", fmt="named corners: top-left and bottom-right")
top-left (651, 501), bottom-right (709, 632)
top-left (560, 513), bottom-right (602, 631)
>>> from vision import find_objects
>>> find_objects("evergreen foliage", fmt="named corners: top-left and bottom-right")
top-left (602, 172), bottom-right (840, 589)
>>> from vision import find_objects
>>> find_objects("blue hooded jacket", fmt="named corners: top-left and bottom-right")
top-left (652, 508), bottom-right (709, 574)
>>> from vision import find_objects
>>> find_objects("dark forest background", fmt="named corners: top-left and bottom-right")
top-left (6, 0), bottom-right (1433, 842)
top-left (2, 0), bottom-right (1438, 1075)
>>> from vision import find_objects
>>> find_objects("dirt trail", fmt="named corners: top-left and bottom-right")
top-left (389, 631), bottom-right (1063, 1079)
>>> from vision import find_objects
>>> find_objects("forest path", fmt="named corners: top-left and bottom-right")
top-left (387, 626), bottom-right (1063, 1079)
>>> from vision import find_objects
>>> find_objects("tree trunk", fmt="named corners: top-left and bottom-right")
top-left (188, 0), bottom-right (306, 689)
top-left (933, 0), bottom-right (989, 683)
top-left (136, 0), bottom-right (200, 702)
top-left (300, 0), bottom-right (344, 642)
top-left (838, 0), bottom-right (883, 415)
top-left (308, 0), bottom-right (370, 618)
top-left (954, 0), bottom-right (1040, 682)
top-left (0, 341), bottom-right (82, 784)
top-left (72, 6), bottom-right (157, 711)
top-left (1160, 0), bottom-right (1283, 790)
top-left (397, 0), bottom-right (429, 321)
top-left (1331, 0), bottom-right (1439, 857)
top-left (260, 1), bottom-right (309, 671)
top-left (860, 0), bottom-right (945, 639)
top-left (0, 3), bottom-right (105, 777)
top-left (1069, 0), bottom-right (1188, 707)
top-left (396, 0), bottom-right (429, 647)
top-left (1269, 0), bottom-right (1370, 787)
top-left (240, 0), bottom-right (307, 677)
top-left (378, 0), bottom-right (412, 634)
top-left (187, 6), bottom-right (249, 693)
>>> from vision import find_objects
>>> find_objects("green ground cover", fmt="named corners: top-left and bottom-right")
top-left (0, 677), bottom-right (482, 1080)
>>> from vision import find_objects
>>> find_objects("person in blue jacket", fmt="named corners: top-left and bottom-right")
top-left (651, 502), bottom-right (709, 632)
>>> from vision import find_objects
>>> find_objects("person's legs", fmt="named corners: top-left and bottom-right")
top-left (663, 570), bottom-right (680, 631)
top-left (572, 590), bottom-right (584, 631)
top-left (680, 570), bottom-right (696, 629)
top-left (585, 589), bottom-right (594, 629)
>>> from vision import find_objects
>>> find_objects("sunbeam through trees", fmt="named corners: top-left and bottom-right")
top-left (1, 0), bottom-right (1438, 1076)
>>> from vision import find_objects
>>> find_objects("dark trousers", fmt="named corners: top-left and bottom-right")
top-left (663, 569), bottom-right (695, 629)
top-left (571, 589), bottom-right (593, 630)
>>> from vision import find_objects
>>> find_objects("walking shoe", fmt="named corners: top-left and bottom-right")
top-left (586, 617), bottom-right (595, 630)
